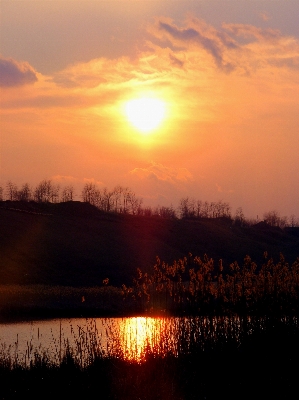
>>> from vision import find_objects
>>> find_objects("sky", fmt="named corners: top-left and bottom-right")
top-left (0, 0), bottom-right (299, 219)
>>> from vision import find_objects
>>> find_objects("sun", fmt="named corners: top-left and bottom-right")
top-left (125, 97), bottom-right (166, 133)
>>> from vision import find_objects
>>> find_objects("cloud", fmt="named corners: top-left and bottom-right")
top-left (51, 175), bottom-right (79, 184)
top-left (223, 24), bottom-right (280, 43)
top-left (0, 56), bottom-right (38, 87)
top-left (83, 177), bottom-right (104, 187)
top-left (259, 12), bottom-right (272, 22)
top-left (149, 17), bottom-right (299, 78)
top-left (157, 19), bottom-right (236, 72)
top-left (216, 183), bottom-right (234, 194)
top-left (169, 53), bottom-right (185, 68)
top-left (130, 162), bottom-right (193, 185)
top-left (2, 17), bottom-right (299, 136)
top-left (52, 56), bottom-right (145, 89)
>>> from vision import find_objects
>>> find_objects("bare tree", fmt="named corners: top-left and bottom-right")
top-left (194, 200), bottom-right (202, 218)
top-left (50, 184), bottom-right (60, 203)
top-left (127, 190), bottom-right (143, 215)
top-left (18, 183), bottom-right (32, 201)
top-left (34, 180), bottom-right (54, 202)
top-left (158, 205), bottom-right (176, 219)
top-left (289, 214), bottom-right (299, 228)
top-left (234, 207), bottom-right (245, 225)
top-left (120, 187), bottom-right (131, 214)
top-left (6, 181), bottom-right (18, 201)
top-left (81, 183), bottom-right (97, 204)
top-left (201, 201), bottom-right (210, 218)
top-left (61, 185), bottom-right (75, 202)
top-left (178, 197), bottom-right (193, 219)
top-left (263, 210), bottom-right (281, 227)
top-left (102, 187), bottom-right (115, 212)
top-left (112, 185), bottom-right (123, 213)
top-left (142, 206), bottom-right (153, 217)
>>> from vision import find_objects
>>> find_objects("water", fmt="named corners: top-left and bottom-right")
top-left (0, 317), bottom-right (180, 365)
top-left (0, 316), bottom-right (296, 366)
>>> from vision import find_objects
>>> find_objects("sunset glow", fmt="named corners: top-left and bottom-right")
top-left (0, 1), bottom-right (298, 218)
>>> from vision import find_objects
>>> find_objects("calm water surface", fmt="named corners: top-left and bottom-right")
top-left (0, 316), bottom-right (275, 365)
top-left (0, 317), bottom-right (179, 364)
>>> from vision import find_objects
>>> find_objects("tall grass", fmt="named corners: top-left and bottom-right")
top-left (1, 253), bottom-right (298, 319)
top-left (125, 253), bottom-right (299, 315)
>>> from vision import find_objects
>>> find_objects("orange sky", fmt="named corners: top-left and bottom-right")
top-left (1, 1), bottom-right (299, 219)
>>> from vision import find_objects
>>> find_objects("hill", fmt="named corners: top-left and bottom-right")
top-left (0, 201), bottom-right (298, 287)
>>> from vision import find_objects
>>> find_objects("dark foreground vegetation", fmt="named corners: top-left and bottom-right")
top-left (0, 317), bottom-right (298, 399)
top-left (1, 198), bottom-right (299, 398)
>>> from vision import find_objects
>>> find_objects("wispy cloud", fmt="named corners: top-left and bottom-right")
top-left (259, 11), bottom-right (272, 22)
top-left (216, 183), bottom-right (234, 194)
top-left (51, 175), bottom-right (79, 184)
top-left (130, 162), bottom-right (193, 185)
top-left (83, 177), bottom-right (104, 186)
top-left (223, 23), bottom-right (281, 42)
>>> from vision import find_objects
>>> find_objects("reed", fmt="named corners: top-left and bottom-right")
top-left (125, 253), bottom-right (299, 316)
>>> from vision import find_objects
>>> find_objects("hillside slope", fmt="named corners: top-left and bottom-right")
top-left (0, 201), bottom-right (298, 287)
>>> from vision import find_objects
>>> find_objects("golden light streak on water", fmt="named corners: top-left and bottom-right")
top-left (117, 317), bottom-right (170, 362)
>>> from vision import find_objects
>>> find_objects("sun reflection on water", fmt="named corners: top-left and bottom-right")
top-left (117, 317), bottom-right (170, 362)
top-left (0, 316), bottom-right (275, 366)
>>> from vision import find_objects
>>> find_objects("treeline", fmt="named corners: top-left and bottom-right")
top-left (0, 180), bottom-right (298, 226)
top-left (123, 253), bottom-right (299, 316)
top-left (1, 180), bottom-right (75, 203)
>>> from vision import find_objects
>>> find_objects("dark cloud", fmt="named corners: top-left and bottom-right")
top-left (169, 53), bottom-right (185, 68)
top-left (0, 57), bottom-right (38, 87)
top-left (159, 22), bottom-right (199, 42)
top-left (223, 24), bottom-right (280, 42)
top-left (158, 21), bottom-right (234, 72)
top-left (216, 31), bottom-right (238, 49)
top-left (269, 56), bottom-right (299, 70)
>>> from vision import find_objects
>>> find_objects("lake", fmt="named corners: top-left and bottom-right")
top-left (0, 315), bottom-right (295, 366)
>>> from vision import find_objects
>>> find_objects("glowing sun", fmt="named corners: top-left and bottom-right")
top-left (125, 97), bottom-right (166, 133)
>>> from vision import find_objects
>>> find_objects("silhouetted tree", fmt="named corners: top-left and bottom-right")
top-left (6, 181), bottom-right (18, 201)
top-left (18, 183), bottom-right (32, 201)
top-left (112, 185), bottom-right (123, 213)
top-left (102, 188), bottom-right (115, 212)
top-left (234, 207), bottom-right (245, 226)
top-left (289, 214), bottom-right (299, 228)
top-left (263, 210), bottom-right (288, 228)
top-left (81, 183), bottom-right (97, 204)
top-left (34, 179), bottom-right (55, 202)
top-left (179, 197), bottom-right (195, 218)
top-left (61, 185), bottom-right (75, 202)
top-left (127, 191), bottom-right (142, 215)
